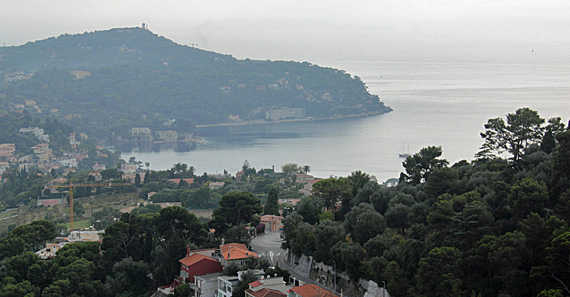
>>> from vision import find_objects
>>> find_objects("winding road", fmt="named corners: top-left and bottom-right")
top-left (250, 231), bottom-right (316, 286)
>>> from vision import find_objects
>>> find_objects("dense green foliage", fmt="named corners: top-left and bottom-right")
top-left (282, 108), bottom-right (570, 297)
top-left (0, 207), bottom-right (211, 296)
top-left (264, 188), bottom-right (280, 216)
top-left (0, 27), bottom-right (390, 139)
top-left (210, 191), bottom-right (262, 235)
top-left (0, 112), bottom-right (70, 156)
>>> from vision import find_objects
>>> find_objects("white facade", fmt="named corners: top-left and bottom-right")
top-left (58, 158), bottom-right (77, 168)
top-left (194, 273), bottom-right (220, 297)
top-left (217, 270), bottom-right (264, 297)
top-left (217, 275), bottom-right (239, 297)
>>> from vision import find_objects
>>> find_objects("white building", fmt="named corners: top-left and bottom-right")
top-left (193, 273), bottom-right (220, 297)
top-left (58, 158), bottom-right (77, 168)
top-left (218, 270), bottom-right (264, 297)
top-left (265, 108), bottom-right (305, 121)
top-left (19, 127), bottom-right (50, 142)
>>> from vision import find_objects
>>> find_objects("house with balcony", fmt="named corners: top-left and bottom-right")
top-left (192, 273), bottom-right (221, 297)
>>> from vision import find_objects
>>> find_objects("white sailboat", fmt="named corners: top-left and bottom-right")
top-left (398, 143), bottom-right (410, 158)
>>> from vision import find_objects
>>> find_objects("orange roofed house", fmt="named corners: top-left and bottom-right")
top-left (287, 284), bottom-right (338, 297)
top-left (220, 242), bottom-right (258, 266)
top-left (247, 288), bottom-right (286, 297)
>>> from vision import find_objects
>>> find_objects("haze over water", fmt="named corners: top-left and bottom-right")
top-left (3, 1), bottom-right (569, 182)
top-left (128, 50), bottom-right (570, 182)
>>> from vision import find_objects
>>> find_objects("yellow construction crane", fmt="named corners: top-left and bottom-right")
top-left (45, 181), bottom-right (133, 230)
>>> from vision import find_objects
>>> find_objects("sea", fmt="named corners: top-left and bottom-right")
top-left (125, 51), bottom-right (570, 183)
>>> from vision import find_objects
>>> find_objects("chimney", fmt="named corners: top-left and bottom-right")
top-left (187, 245), bottom-right (190, 257)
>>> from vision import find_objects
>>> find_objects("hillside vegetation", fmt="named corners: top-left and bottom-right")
top-left (0, 27), bottom-right (390, 139)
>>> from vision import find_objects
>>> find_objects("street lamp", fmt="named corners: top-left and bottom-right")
top-left (382, 280), bottom-right (386, 297)
top-left (332, 260), bottom-right (337, 293)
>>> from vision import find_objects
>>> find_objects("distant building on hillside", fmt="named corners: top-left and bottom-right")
top-left (266, 108), bottom-right (305, 121)
top-left (208, 181), bottom-right (225, 190)
top-left (131, 127), bottom-right (151, 137)
top-left (92, 163), bottom-right (106, 171)
top-left (0, 143), bottom-right (15, 157)
top-left (156, 130), bottom-right (178, 142)
top-left (0, 162), bottom-right (9, 175)
top-left (36, 194), bottom-right (66, 207)
top-left (19, 127), bottom-right (49, 142)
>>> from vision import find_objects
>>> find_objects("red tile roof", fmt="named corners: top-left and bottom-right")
top-left (260, 215), bottom-right (283, 222)
top-left (250, 281), bottom-right (263, 288)
top-left (179, 253), bottom-right (219, 267)
top-left (220, 243), bottom-right (258, 260)
top-left (246, 288), bottom-right (286, 297)
top-left (169, 178), bottom-right (194, 185)
top-left (289, 284), bottom-right (337, 297)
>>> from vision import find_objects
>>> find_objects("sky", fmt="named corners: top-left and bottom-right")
top-left (2, 0), bottom-right (570, 63)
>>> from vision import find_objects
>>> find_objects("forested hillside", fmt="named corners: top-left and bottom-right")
top-left (282, 108), bottom-right (570, 297)
top-left (0, 27), bottom-right (390, 139)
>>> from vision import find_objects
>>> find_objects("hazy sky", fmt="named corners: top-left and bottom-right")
top-left (2, 0), bottom-right (569, 63)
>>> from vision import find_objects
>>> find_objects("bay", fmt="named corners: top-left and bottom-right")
top-left (126, 58), bottom-right (570, 183)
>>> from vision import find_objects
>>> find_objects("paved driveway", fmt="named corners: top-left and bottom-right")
top-left (250, 231), bottom-right (318, 287)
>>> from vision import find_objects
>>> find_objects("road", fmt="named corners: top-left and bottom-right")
top-left (250, 231), bottom-right (321, 288)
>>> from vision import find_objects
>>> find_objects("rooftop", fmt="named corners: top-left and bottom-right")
top-left (220, 243), bottom-right (258, 260)
top-left (289, 284), bottom-right (337, 297)
top-left (179, 253), bottom-right (220, 267)
top-left (246, 288), bottom-right (286, 297)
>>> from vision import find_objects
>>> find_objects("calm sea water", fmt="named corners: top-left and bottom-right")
top-left (126, 57), bottom-right (570, 183)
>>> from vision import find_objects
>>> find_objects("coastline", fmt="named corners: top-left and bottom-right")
top-left (194, 108), bottom-right (392, 129)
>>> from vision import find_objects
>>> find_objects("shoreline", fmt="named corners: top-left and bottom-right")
top-left (194, 108), bottom-right (392, 129)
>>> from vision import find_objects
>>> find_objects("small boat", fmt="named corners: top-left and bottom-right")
top-left (398, 143), bottom-right (410, 158)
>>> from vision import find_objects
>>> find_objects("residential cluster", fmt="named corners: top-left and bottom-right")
top-left (154, 242), bottom-right (337, 297)
top-left (0, 128), bottom-right (90, 177)
top-left (35, 229), bottom-right (104, 259)
top-left (0, 126), bottom-right (114, 181)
